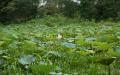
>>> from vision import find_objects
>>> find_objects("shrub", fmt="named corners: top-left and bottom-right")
top-left (0, 0), bottom-right (39, 23)
top-left (80, 0), bottom-right (120, 20)
top-left (37, 3), bottom-right (59, 17)
top-left (60, 0), bottom-right (80, 18)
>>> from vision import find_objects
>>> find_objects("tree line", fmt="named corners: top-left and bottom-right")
top-left (0, 0), bottom-right (120, 23)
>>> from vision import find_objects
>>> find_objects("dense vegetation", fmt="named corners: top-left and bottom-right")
top-left (1, 0), bottom-right (120, 23)
top-left (0, 0), bottom-right (39, 23)
top-left (0, 16), bottom-right (120, 75)
top-left (79, 0), bottom-right (120, 20)
top-left (0, 0), bottom-right (120, 75)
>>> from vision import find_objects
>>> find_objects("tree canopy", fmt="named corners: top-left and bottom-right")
top-left (0, 0), bottom-right (120, 23)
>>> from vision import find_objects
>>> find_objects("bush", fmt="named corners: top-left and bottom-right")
top-left (0, 0), bottom-right (39, 23)
top-left (80, 0), bottom-right (120, 20)
top-left (60, 0), bottom-right (80, 18)
top-left (37, 3), bottom-right (59, 17)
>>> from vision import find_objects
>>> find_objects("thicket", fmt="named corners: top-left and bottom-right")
top-left (80, 0), bottom-right (120, 20)
top-left (61, 0), bottom-right (120, 20)
top-left (0, 0), bottom-right (39, 23)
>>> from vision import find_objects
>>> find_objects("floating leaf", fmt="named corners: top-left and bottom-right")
top-left (39, 61), bottom-right (47, 65)
top-left (0, 59), bottom-right (5, 66)
top-left (63, 42), bottom-right (76, 48)
top-left (49, 72), bottom-right (56, 75)
top-left (115, 46), bottom-right (120, 52)
top-left (18, 55), bottom-right (36, 65)
top-left (85, 37), bottom-right (96, 42)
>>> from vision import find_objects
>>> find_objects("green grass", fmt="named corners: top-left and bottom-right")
top-left (0, 16), bottom-right (120, 75)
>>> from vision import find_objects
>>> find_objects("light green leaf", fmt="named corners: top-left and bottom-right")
top-left (63, 42), bottom-right (76, 48)
top-left (18, 55), bottom-right (36, 65)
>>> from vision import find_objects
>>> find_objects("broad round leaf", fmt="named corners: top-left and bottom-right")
top-left (18, 55), bottom-right (36, 65)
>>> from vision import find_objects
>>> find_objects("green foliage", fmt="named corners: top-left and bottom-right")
top-left (30, 64), bottom-right (53, 75)
top-left (0, 0), bottom-right (39, 23)
top-left (63, 42), bottom-right (76, 48)
top-left (0, 16), bottom-right (120, 74)
top-left (60, 0), bottom-right (80, 17)
top-left (0, 0), bottom-right (12, 10)
top-left (1, 0), bottom-right (120, 23)
top-left (18, 55), bottom-right (36, 65)
top-left (37, 3), bottom-right (59, 17)
top-left (80, 0), bottom-right (120, 20)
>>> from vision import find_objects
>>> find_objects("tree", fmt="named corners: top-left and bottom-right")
top-left (0, 0), bottom-right (13, 10)
top-left (59, 0), bottom-right (80, 17)
top-left (80, 0), bottom-right (120, 20)
top-left (0, 0), bottom-right (39, 23)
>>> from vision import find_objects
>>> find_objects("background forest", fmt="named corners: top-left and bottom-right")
top-left (1, 0), bottom-right (120, 23)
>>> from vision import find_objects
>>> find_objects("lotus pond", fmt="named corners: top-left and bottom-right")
top-left (0, 16), bottom-right (120, 75)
